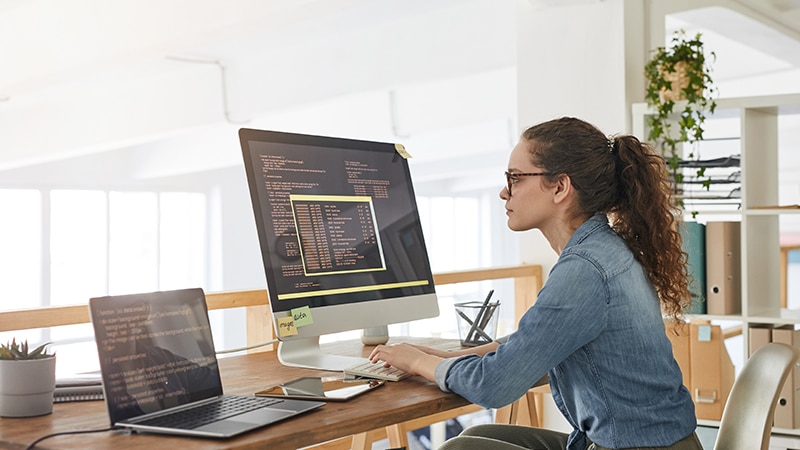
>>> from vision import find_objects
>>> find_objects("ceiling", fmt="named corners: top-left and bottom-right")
top-left (0, 0), bottom-right (518, 174)
top-left (1, 0), bottom-right (800, 202)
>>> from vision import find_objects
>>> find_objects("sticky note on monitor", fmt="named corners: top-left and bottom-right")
top-left (276, 316), bottom-right (298, 337)
top-left (291, 306), bottom-right (314, 327)
top-left (394, 143), bottom-right (412, 159)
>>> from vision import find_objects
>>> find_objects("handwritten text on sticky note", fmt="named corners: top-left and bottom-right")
top-left (276, 316), bottom-right (297, 337)
top-left (291, 306), bottom-right (314, 327)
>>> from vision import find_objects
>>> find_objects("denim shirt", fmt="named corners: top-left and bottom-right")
top-left (434, 215), bottom-right (696, 449)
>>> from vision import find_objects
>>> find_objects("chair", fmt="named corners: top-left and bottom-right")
top-left (714, 342), bottom-right (800, 450)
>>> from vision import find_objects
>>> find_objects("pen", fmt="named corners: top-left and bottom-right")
top-left (465, 289), bottom-right (493, 343)
top-left (477, 303), bottom-right (498, 335)
top-left (456, 308), bottom-right (493, 343)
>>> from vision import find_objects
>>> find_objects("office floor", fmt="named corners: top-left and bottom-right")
top-left (695, 426), bottom-right (717, 449)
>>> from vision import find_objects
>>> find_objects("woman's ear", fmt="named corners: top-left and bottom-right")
top-left (552, 174), bottom-right (574, 204)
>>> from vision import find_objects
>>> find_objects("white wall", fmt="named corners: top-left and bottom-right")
top-left (514, 0), bottom-right (639, 275)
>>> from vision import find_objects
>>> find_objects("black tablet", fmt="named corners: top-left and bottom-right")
top-left (255, 377), bottom-right (385, 401)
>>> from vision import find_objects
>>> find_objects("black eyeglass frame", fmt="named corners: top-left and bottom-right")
top-left (504, 171), bottom-right (552, 196)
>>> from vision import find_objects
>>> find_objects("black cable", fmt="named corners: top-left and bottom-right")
top-left (215, 338), bottom-right (278, 355)
top-left (26, 426), bottom-right (115, 449)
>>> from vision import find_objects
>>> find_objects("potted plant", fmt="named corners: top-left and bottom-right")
top-left (0, 339), bottom-right (56, 417)
top-left (644, 29), bottom-right (718, 196)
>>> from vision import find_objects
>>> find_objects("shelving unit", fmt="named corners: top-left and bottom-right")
top-left (674, 154), bottom-right (741, 209)
top-left (633, 93), bottom-right (800, 438)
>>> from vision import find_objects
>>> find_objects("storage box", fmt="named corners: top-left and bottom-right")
top-left (772, 326), bottom-right (800, 429)
top-left (665, 320), bottom-right (691, 388)
top-left (689, 323), bottom-right (734, 420)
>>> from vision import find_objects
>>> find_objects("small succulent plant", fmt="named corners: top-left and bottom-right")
top-left (0, 338), bottom-right (54, 360)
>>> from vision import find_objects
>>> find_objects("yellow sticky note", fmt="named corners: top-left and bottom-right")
top-left (394, 143), bottom-right (412, 159)
top-left (291, 306), bottom-right (314, 327)
top-left (276, 316), bottom-right (297, 337)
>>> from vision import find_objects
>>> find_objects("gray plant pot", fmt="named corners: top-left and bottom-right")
top-left (0, 356), bottom-right (56, 417)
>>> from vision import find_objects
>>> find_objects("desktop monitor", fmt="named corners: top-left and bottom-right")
top-left (239, 128), bottom-right (439, 370)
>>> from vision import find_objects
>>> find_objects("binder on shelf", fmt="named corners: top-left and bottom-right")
top-left (705, 221), bottom-right (741, 315)
top-left (689, 322), bottom-right (734, 421)
top-left (680, 221), bottom-right (706, 314)
top-left (772, 326), bottom-right (800, 429)
top-left (748, 324), bottom-right (773, 356)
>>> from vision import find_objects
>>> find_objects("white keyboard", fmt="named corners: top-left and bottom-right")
top-left (343, 360), bottom-right (410, 382)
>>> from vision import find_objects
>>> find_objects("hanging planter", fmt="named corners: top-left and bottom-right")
top-left (644, 29), bottom-right (718, 201)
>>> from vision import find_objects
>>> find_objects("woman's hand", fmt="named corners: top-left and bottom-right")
top-left (368, 341), bottom-right (501, 382)
top-left (368, 343), bottom-right (441, 381)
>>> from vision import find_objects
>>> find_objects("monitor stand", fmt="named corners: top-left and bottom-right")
top-left (276, 337), bottom-right (367, 371)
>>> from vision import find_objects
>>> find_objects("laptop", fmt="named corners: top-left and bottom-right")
top-left (89, 287), bottom-right (324, 438)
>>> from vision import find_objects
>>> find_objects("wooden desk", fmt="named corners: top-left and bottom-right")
top-left (0, 338), bottom-right (471, 450)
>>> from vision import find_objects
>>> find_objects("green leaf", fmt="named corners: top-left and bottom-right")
top-left (0, 339), bottom-right (53, 360)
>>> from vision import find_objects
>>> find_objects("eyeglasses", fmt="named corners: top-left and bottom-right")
top-left (504, 171), bottom-right (551, 196)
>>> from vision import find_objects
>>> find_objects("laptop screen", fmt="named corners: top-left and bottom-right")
top-left (90, 288), bottom-right (224, 425)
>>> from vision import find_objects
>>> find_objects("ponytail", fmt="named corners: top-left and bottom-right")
top-left (610, 135), bottom-right (690, 320)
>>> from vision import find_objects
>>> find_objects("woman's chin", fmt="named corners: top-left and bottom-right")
top-left (507, 221), bottom-right (524, 232)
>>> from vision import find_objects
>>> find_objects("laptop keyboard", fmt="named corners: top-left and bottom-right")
top-left (135, 395), bottom-right (284, 430)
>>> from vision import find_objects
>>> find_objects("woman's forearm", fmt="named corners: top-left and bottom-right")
top-left (404, 341), bottom-right (501, 361)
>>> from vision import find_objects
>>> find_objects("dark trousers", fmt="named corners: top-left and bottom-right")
top-left (437, 424), bottom-right (702, 450)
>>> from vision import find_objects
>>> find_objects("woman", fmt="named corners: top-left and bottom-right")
top-left (369, 117), bottom-right (700, 449)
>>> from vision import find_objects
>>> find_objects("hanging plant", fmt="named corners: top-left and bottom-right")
top-left (644, 29), bottom-right (718, 196)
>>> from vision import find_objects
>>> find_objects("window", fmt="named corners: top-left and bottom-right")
top-left (0, 190), bottom-right (41, 312)
top-left (159, 192), bottom-right (207, 290)
top-left (0, 189), bottom-right (207, 376)
top-left (50, 190), bottom-right (108, 305)
top-left (0, 190), bottom-right (42, 345)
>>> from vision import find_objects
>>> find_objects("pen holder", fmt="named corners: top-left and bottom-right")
top-left (455, 301), bottom-right (500, 347)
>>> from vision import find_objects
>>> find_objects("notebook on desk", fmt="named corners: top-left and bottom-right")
top-left (89, 287), bottom-right (324, 439)
top-left (54, 372), bottom-right (104, 402)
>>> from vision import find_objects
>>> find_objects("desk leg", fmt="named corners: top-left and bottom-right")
top-left (526, 390), bottom-right (542, 428)
top-left (351, 428), bottom-right (386, 450)
top-left (495, 388), bottom-right (542, 427)
top-left (495, 402), bottom-right (519, 424)
top-left (386, 424), bottom-right (410, 449)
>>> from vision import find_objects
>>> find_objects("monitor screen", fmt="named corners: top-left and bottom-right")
top-left (239, 128), bottom-right (439, 370)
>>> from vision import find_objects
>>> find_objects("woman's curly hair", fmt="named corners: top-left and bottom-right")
top-left (521, 117), bottom-right (691, 322)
